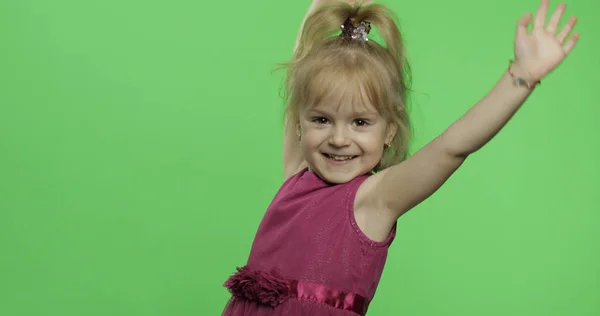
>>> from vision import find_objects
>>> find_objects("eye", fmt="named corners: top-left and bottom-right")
top-left (354, 119), bottom-right (370, 127)
top-left (312, 117), bottom-right (329, 124)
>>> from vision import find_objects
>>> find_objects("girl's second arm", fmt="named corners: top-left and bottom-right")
top-left (356, 0), bottom-right (578, 238)
top-left (356, 64), bottom-right (536, 236)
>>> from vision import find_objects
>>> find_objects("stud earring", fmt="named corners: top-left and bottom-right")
top-left (384, 143), bottom-right (391, 149)
top-left (296, 124), bottom-right (301, 141)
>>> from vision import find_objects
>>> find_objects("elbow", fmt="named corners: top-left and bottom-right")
top-left (448, 147), bottom-right (471, 159)
top-left (438, 133), bottom-right (473, 159)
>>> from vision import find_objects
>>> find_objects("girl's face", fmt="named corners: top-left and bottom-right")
top-left (299, 100), bottom-right (396, 184)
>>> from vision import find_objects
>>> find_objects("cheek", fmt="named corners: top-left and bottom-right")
top-left (301, 129), bottom-right (324, 149)
top-left (356, 132), bottom-right (385, 150)
top-left (303, 125), bottom-right (328, 140)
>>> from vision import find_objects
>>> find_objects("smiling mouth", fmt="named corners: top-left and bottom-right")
top-left (323, 153), bottom-right (358, 161)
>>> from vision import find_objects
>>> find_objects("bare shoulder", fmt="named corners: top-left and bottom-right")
top-left (353, 169), bottom-right (397, 243)
top-left (354, 138), bottom-right (466, 241)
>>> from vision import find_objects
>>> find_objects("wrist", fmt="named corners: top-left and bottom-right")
top-left (508, 60), bottom-right (541, 89)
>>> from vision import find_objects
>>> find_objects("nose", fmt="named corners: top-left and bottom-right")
top-left (328, 126), bottom-right (351, 147)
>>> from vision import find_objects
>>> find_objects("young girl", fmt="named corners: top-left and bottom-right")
top-left (222, 0), bottom-right (579, 314)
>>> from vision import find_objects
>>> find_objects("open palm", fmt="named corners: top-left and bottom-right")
top-left (514, 0), bottom-right (579, 81)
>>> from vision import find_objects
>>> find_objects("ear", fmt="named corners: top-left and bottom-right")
top-left (385, 123), bottom-right (398, 144)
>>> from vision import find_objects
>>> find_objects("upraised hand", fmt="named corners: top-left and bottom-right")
top-left (513, 0), bottom-right (579, 82)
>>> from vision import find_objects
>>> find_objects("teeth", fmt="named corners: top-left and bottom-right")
top-left (326, 154), bottom-right (355, 161)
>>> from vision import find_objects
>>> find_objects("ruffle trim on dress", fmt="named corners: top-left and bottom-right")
top-left (223, 266), bottom-right (291, 307)
top-left (223, 266), bottom-right (370, 315)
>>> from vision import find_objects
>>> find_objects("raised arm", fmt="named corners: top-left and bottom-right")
top-left (282, 2), bottom-right (317, 180)
top-left (283, 0), bottom-right (373, 180)
top-left (356, 0), bottom-right (579, 239)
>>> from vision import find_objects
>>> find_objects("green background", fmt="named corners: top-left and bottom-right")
top-left (1, 0), bottom-right (598, 315)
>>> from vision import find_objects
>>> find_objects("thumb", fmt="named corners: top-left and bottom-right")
top-left (516, 12), bottom-right (532, 38)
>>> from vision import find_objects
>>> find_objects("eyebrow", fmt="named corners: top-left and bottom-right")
top-left (306, 109), bottom-right (331, 116)
top-left (307, 108), bottom-right (378, 117)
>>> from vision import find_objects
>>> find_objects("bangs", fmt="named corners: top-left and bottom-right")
top-left (302, 56), bottom-right (393, 116)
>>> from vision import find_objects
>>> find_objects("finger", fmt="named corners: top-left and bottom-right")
top-left (546, 2), bottom-right (566, 34)
top-left (517, 12), bottom-right (533, 38)
top-left (534, 0), bottom-right (549, 29)
top-left (556, 16), bottom-right (578, 44)
top-left (563, 32), bottom-right (579, 55)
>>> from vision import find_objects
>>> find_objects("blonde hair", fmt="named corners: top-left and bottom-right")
top-left (281, 1), bottom-right (413, 171)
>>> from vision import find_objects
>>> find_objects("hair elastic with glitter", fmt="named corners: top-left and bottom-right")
top-left (340, 18), bottom-right (371, 41)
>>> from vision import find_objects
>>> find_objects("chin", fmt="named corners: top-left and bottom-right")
top-left (317, 171), bottom-right (357, 184)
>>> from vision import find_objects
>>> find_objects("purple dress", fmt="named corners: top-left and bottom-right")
top-left (222, 168), bottom-right (397, 315)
